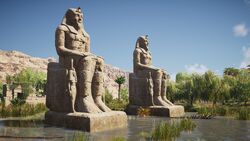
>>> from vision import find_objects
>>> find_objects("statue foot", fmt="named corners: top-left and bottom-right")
top-left (77, 95), bottom-right (103, 113)
top-left (94, 96), bottom-right (112, 112)
top-left (154, 96), bottom-right (172, 107)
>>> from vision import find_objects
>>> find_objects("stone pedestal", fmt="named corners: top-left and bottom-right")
top-left (45, 111), bottom-right (127, 132)
top-left (126, 105), bottom-right (184, 117)
top-left (129, 72), bottom-right (185, 117)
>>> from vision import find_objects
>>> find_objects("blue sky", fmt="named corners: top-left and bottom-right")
top-left (0, 0), bottom-right (250, 79)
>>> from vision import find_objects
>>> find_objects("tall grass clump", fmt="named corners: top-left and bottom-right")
top-left (196, 106), bottom-right (229, 116)
top-left (71, 132), bottom-right (89, 141)
top-left (180, 118), bottom-right (196, 131)
top-left (237, 108), bottom-right (250, 120)
top-left (151, 119), bottom-right (196, 141)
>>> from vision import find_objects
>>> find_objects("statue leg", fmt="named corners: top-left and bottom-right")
top-left (75, 56), bottom-right (102, 113)
top-left (152, 70), bottom-right (169, 107)
top-left (92, 58), bottom-right (111, 112)
top-left (147, 72), bottom-right (155, 106)
top-left (161, 72), bottom-right (174, 106)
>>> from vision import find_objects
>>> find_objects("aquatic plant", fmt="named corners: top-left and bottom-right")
top-left (151, 119), bottom-right (196, 141)
top-left (71, 132), bottom-right (89, 141)
top-left (180, 118), bottom-right (196, 131)
top-left (137, 107), bottom-right (151, 117)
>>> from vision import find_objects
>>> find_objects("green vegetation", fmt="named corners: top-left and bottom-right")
top-left (5, 68), bottom-right (46, 100)
top-left (166, 68), bottom-right (250, 120)
top-left (237, 108), bottom-right (250, 120)
top-left (167, 68), bottom-right (250, 106)
top-left (110, 137), bottom-right (126, 141)
top-left (0, 81), bottom-right (3, 95)
top-left (115, 76), bottom-right (126, 100)
top-left (137, 107), bottom-right (151, 117)
top-left (70, 132), bottom-right (89, 141)
top-left (0, 103), bottom-right (47, 118)
top-left (104, 88), bottom-right (128, 111)
top-left (151, 119), bottom-right (196, 141)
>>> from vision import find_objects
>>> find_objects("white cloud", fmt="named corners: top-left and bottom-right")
top-left (169, 73), bottom-right (176, 81)
top-left (185, 64), bottom-right (209, 74)
top-left (233, 23), bottom-right (248, 37)
top-left (240, 46), bottom-right (250, 68)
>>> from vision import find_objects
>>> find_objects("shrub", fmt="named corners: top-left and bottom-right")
top-left (104, 89), bottom-right (113, 104)
top-left (10, 97), bottom-right (26, 106)
top-left (104, 89), bottom-right (128, 111)
top-left (107, 99), bottom-right (128, 111)
top-left (215, 106), bottom-right (229, 116)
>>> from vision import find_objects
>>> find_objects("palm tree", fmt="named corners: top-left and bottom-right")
top-left (115, 76), bottom-right (126, 100)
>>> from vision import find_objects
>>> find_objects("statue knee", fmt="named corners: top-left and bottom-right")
top-left (78, 56), bottom-right (96, 71)
top-left (153, 70), bottom-right (163, 80)
top-left (95, 57), bottom-right (104, 71)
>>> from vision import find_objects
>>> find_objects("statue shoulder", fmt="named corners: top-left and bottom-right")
top-left (133, 48), bottom-right (142, 56)
top-left (83, 31), bottom-right (90, 38)
top-left (56, 25), bottom-right (69, 32)
top-left (134, 48), bottom-right (142, 53)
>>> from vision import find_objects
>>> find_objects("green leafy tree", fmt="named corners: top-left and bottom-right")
top-left (166, 81), bottom-right (179, 102)
top-left (224, 67), bottom-right (239, 77)
top-left (203, 71), bottom-right (221, 106)
top-left (5, 68), bottom-right (46, 99)
top-left (176, 72), bottom-right (190, 83)
top-left (223, 75), bottom-right (237, 101)
top-left (175, 72), bottom-right (196, 106)
top-left (234, 70), bottom-right (250, 105)
top-left (115, 76), bottom-right (126, 100)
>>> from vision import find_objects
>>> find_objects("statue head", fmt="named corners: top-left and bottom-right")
top-left (62, 7), bottom-right (83, 30)
top-left (135, 35), bottom-right (149, 51)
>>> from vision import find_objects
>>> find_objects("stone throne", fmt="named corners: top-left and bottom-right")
top-left (127, 35), bottom-right (184, 117)
top-left (45, 8), bottom-right (127, 132)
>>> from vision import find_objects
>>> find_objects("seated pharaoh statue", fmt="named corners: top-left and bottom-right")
top-left (45, 8), bottom-right (127, 132)
top-left (127, 35), bottom-right (184, 117)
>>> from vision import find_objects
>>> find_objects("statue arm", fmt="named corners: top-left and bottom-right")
top-left (134, 50), bottom-right (159, 71)
top-left (85, 34), bottom-right (90, 52)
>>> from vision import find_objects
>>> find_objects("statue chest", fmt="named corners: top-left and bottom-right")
top-left (65, 32), bottom-right (87, 51)
top-left (140, 52), bottom-right (152, 65)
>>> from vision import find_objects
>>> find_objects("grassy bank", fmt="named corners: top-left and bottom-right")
top-left (183, 102), bottom-right (250, 120)
top-left (0, 103), bottom-right (47, 118)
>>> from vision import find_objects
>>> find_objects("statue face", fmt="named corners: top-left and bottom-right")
top-left (141, 37), bottom-right (149, 50)
top-left (65, 8), bottom-right (84, 29)
top-left (74, 12), bottom-right (83, 24)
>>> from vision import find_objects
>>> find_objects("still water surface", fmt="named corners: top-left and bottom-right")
top-left (0, 115), bottom-right (249, 141)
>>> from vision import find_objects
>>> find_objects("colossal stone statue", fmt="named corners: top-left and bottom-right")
top-left (45, 7), bottom-right (127, 132)
top-left (127, 35), bottom-right (184, 117)
top-left (55, 7), bottom-right (110, 113)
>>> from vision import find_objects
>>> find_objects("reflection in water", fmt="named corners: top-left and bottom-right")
top-left (0, 115), bottom-right (249, 141)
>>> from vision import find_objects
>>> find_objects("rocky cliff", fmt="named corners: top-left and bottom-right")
top-left (0, 50), bottom-right (129, 97)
